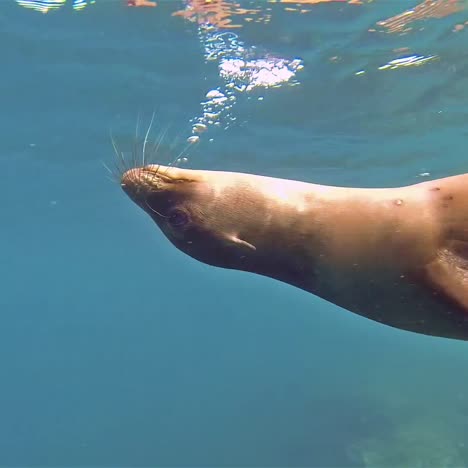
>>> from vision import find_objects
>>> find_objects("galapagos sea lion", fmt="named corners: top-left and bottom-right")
top-left (120, 164), bottom-right (468, 341)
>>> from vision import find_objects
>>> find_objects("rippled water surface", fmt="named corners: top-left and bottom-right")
top-left (2, 0), bottom-right (468, 466)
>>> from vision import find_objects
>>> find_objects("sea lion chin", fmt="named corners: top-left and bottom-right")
top-left (121, 163), bottom-right (468, 341)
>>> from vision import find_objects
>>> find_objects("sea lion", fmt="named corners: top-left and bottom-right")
top-left (120, 164), bottom-right (468, 341)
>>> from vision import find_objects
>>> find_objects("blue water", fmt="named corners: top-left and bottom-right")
top-left (3, 0), bottom-right (468, 466)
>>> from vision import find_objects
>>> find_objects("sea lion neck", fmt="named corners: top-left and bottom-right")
top-left (200, 171), bottom-right (332, 294)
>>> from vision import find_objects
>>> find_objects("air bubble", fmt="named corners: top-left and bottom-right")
top-left (193, 123), bottom-right (207, 133)
top-left (206, 90), bottom-right (225, 99)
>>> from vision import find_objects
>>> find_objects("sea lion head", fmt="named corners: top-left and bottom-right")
top-left (121, 164), bottom-right (260, 269)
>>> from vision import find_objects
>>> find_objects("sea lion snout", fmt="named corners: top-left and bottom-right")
top-left (121, 167), bottom-right (150, 208)
top-left (121, 165), bottom-right (206, 226)
top-left (121, 166), bottom-right (170, 203)
top-left (121, 166), bottom-right (160, 190)
top-left (121, 167), bottom-right (141, 191)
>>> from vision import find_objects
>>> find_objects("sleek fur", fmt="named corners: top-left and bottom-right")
top-left (121, 164), bottom-right (468, 341)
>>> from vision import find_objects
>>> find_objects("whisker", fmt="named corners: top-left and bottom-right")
top-left (142, 111), bottom-right (156, 168)
top-left (150, 123), bottom-right (170, 165)
top-left (133, 146), bottom-right (137, 171)
top-left (168, 140), bottom-right (193, 168)
top-left (133, 111), bottom-right (141, 171)
top-left (145, 118), bottom-right (173, 185)
top-left (114, 159), bottom-right (125, 180)
top-left (168, 132), bottom-right (182, 155)
top-left (145, 199), bottom-right (169, 218)
top-left (135, 111), bottom-right (141, 140)
top-left (119, 114), bottom-right (197, 184)
top-left (105, 174), bottom-right (117, 184)
top-left (110, 129), bottom-right (127, 177)
top-left (101, 160), bottom-right (118, 182)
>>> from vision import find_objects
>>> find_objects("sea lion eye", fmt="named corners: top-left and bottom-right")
top-left (168, 209), bottom-right (189, 227)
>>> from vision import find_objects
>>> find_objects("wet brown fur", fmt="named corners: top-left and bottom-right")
top-left (121, 165), bottom-right (468, 341)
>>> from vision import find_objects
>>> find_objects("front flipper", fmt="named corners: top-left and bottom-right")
top-left (424, 241), bottom-right (468, 311)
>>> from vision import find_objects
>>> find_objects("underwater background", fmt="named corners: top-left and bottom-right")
top-left (2, 0), bottom-right (468, 466)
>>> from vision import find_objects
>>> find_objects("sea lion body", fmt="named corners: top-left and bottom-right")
top-left (121, 165), bottom-right (468, 341)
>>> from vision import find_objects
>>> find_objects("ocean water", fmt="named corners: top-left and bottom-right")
top-left (2, 0), bottom-right (468, 466)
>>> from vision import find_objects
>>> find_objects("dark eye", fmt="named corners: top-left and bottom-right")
top-left (168, 209), bottom-right (189, 227)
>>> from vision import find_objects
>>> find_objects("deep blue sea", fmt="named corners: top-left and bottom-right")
top-left (2, 0), bottom-right (468, 466)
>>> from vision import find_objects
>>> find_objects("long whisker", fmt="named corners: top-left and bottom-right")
top-left (135, 111), bottom-right (141, 141)
top-left (146, 120), bottom-right (172, 185)
top-left (133, 111), bottom-right (141, 170)
top-left (168, 140), bottom-right (194, 168)
top-left (101, 159), bottom-right (120, 184)
top-left (110, 129), bottom-right (127, 177)
top-left (162, 133), bottom-right (197, 176)
top-left (145, 199), bottom-right (169, 218)
top-left (143, 111), bottom-right (156, 168)
top-left (148, 122), bottom-right (171, 166)
top-left (115, 158), bottom-right (125, 180)
top-left (101, 160), bottom-right (118, 181)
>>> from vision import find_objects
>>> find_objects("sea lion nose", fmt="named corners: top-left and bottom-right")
top-left (121, 168), bottom-right (145, 198)
top-left (121, 168), bottom-right (141, 187)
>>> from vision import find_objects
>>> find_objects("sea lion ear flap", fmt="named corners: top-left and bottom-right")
top-left (227, 235), bottom-right (257, 252)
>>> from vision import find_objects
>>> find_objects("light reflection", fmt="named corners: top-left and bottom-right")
top-left (219, 57), bottom-right (303, 91)
top-left (172, 0), bottom-right (367, 26)
top-left (273, 0), bottom-right (368, 14)
top-left (173, 0), bottom-right (264, 28)
top-left (355, 53), bottom-right (439, 75)
top-left (378, 54), bottom-right (439, 70)
top-left (127, 0), bottom-right (157, 6)
top-left (15, 0), bottom-right (462, 150)
top-left (374, 0), bottom-right (466, 34)
top-left (274, 0), bottom-right (366, 2)
top-left (15, 0), bottom-right (94, 12)
top-left (172, 1), bottom-right (304, 142)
